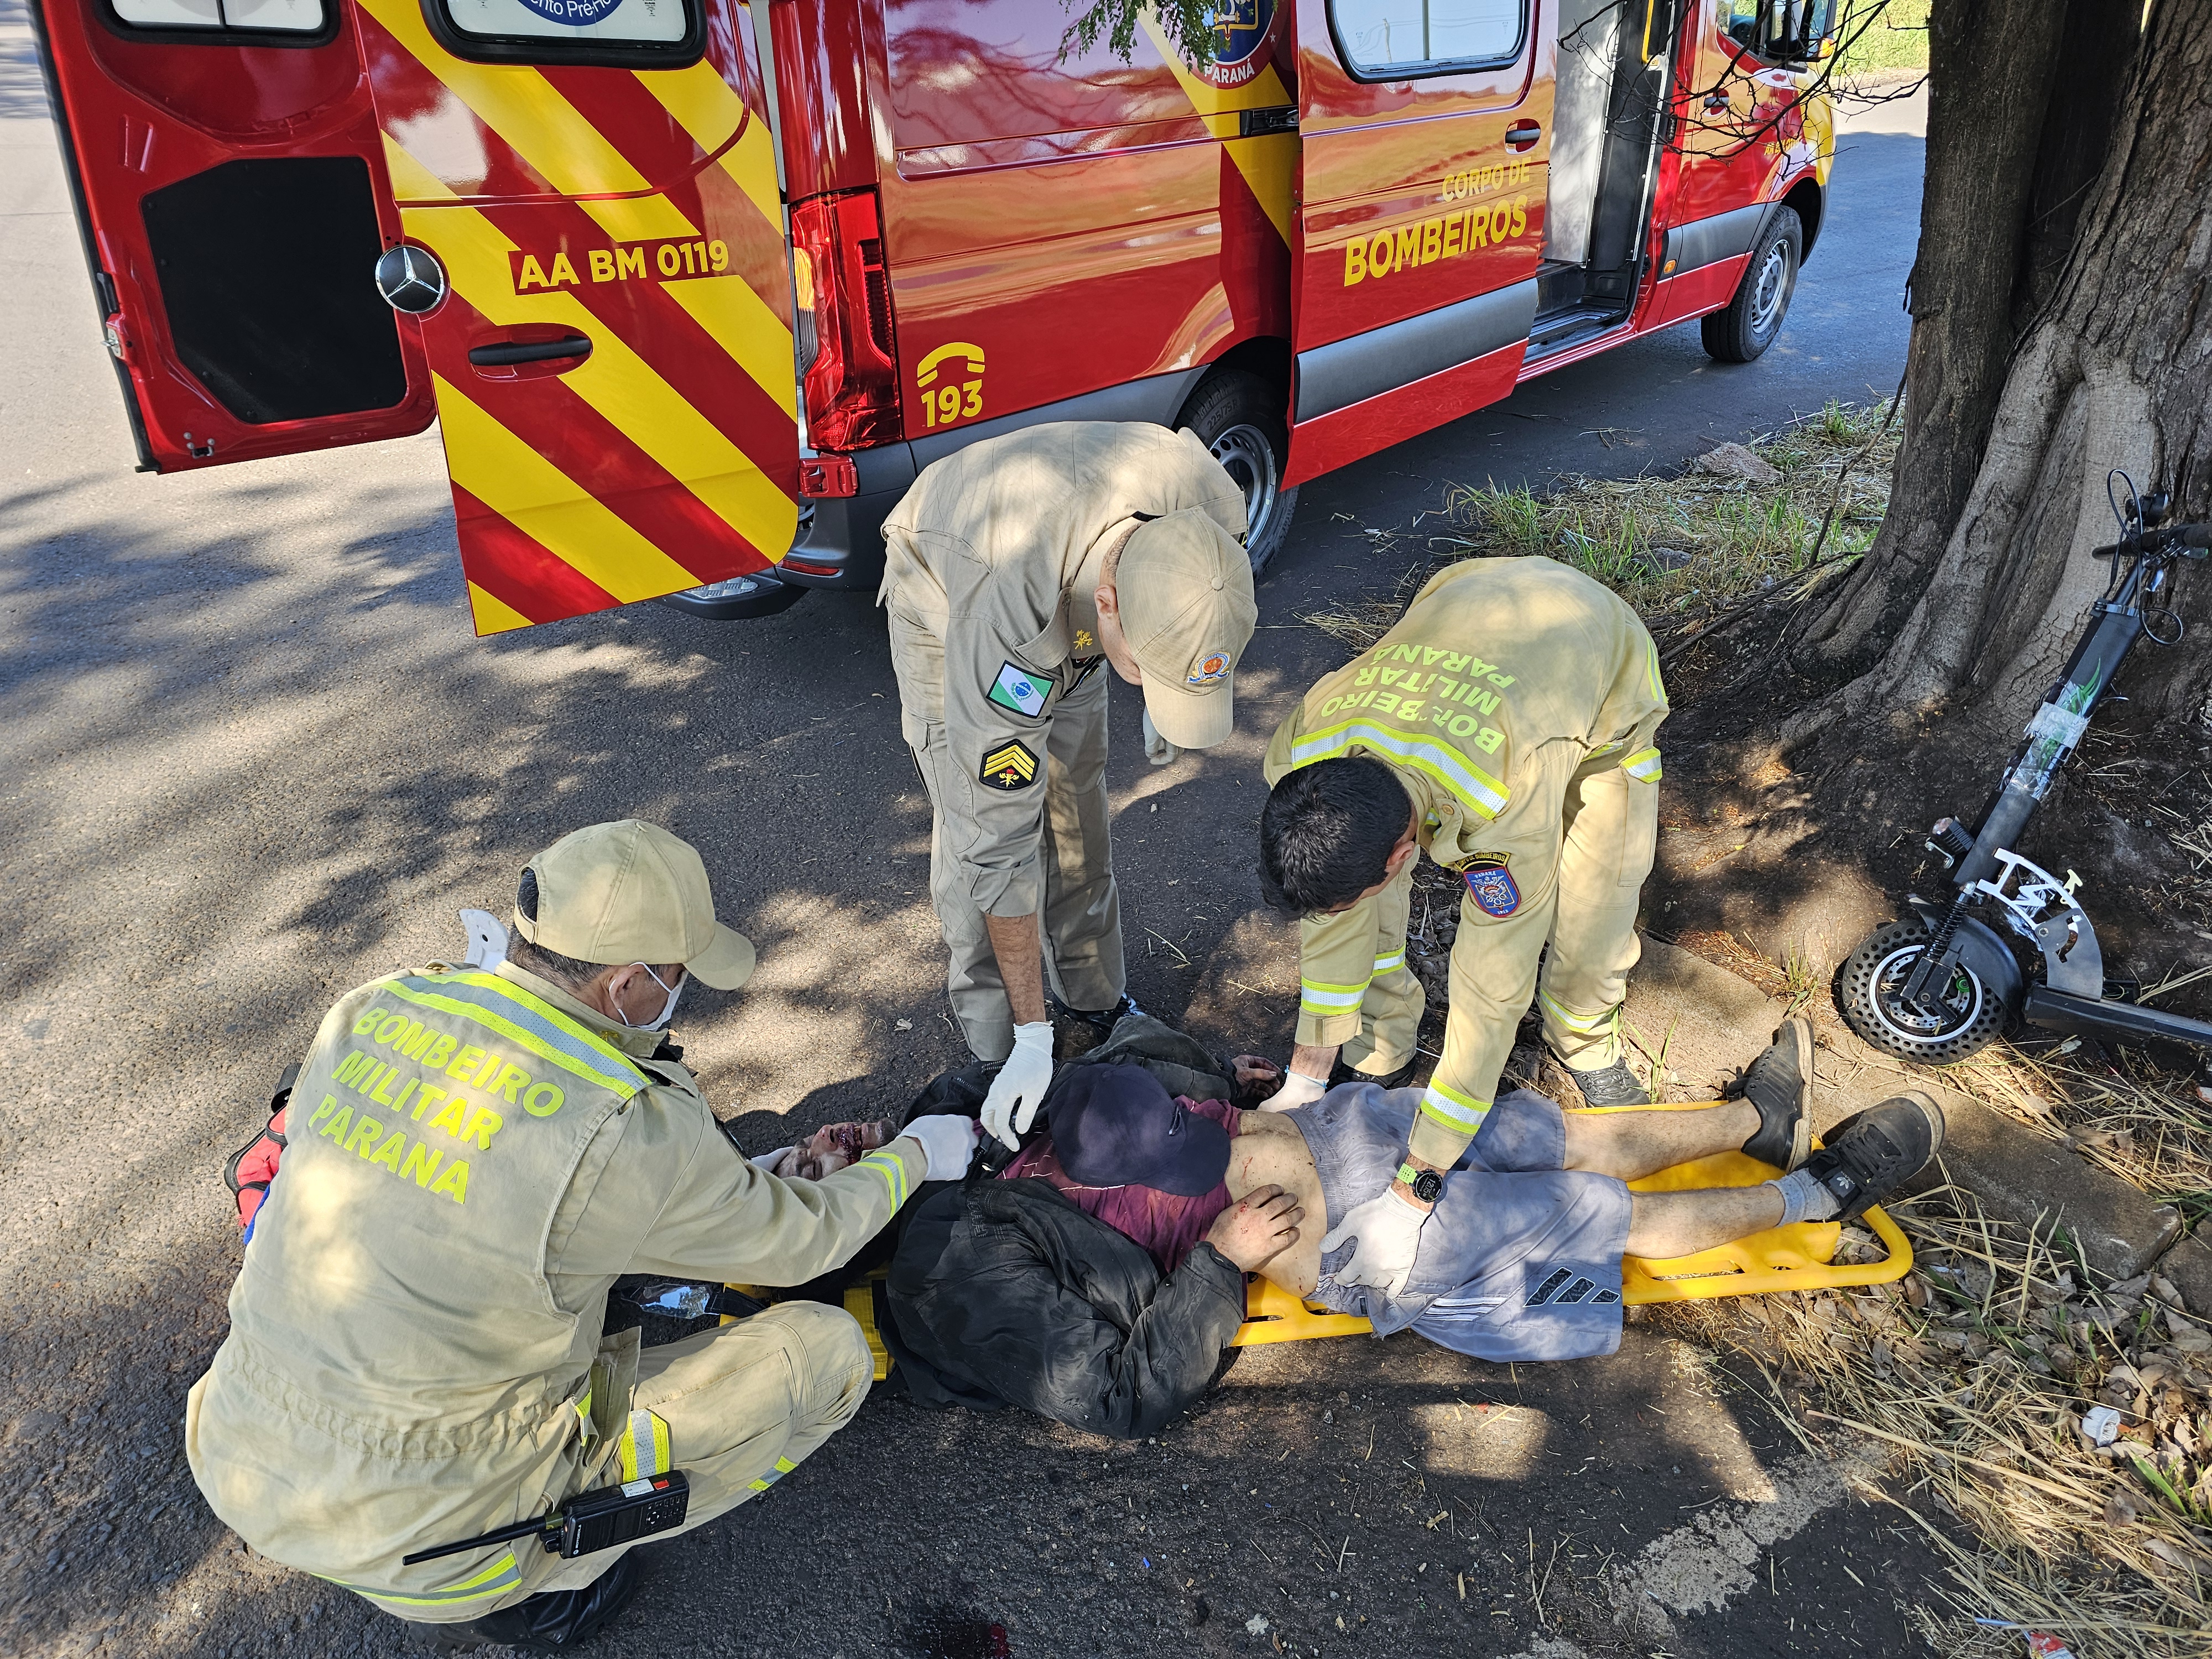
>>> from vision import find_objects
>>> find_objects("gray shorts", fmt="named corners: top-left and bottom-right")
top-left (1284, 1083), bottom-right (1633, 1363)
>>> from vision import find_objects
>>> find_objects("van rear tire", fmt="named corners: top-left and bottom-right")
top-left (1176, 369), bottom-right (1299, 575)
top-left (1700, 207), bottom-right (1802, 364)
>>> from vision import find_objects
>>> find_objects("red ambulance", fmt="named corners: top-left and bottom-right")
top-left (31, 0), bottom-right (1833, 630)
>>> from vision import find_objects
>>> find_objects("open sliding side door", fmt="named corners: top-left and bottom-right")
top-left (32, 0), bottom-right (435, 471)
top-left (357, 0), bottom-right (801, 633)
top-left (1284, 0), bottom-right (1550, 486)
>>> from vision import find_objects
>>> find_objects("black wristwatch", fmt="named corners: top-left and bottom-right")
top-left (1396, 1160), bottom-right (1444, 1206)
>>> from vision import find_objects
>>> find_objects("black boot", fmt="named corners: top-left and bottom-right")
top-left (1738, 1017), bottom-right (1814, 1172)
top-left (1797, 1092), bottom-right (1945, 1223)
top-left (1327, 1054), bottom-right (1417, 1091)
top-left (1563, 1058), bottom-right (1648, 1107)
top-left (412, 1551), bottom-right (641, 1654)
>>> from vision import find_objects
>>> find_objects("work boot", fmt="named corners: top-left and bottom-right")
top-left (1328, 1054), bottom-right (1417, 1091)
top-left (1737, 1017), bottom-right (1815, 1172)
top-left (1048, 992), bottom-right (1144, 1057)
top-left (1563, 1058), bottom-right (1648, 1107)
top-left (413, 1551), bottom-right (641, 1654)
top-left (1797, 1092), bottom-right (1945, 1223)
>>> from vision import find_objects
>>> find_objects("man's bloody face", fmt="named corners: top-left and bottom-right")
top-left (772, 1120), bottom-right (899, 1182)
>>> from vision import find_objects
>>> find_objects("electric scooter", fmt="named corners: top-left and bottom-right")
top-left (1839, 473), bottom-right (2212, 1076)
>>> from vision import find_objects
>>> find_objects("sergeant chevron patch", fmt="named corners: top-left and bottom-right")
top-left (979, 740), bottom-right (1040, 791)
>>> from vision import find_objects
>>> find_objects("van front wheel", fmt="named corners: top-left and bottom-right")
top-left (1176, 369), bottom-right (1299, 575)
top-left (1701, 207), bottom-right (1801, 364)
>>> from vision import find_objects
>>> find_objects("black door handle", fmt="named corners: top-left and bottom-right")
top-left (468, 335), bottom-right (592, 367)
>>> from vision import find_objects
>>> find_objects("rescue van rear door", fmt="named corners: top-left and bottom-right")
top-left (1284, 0), bottom-right (1548, 485)
top-left (356, 0), bottom-right (802, 634)
top-left (30, 0), bottom-right (437, 472)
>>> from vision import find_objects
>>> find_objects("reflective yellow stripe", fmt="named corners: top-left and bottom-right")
top-left (357, 0), bottom-right (695, 242)
top-left (1538, 991), bottom-right (1619, 1035)
top-left (467, 581), bottom-right (535, 636)
top-left (1373, 948), bottom-right (1406, 976)
top-left (1288, 721), bottom-right (1510, 821)
top-left (1135, 14), bottom-right (1295, 246)
top-left (1418, 1082), bottom-right (1491, 1135)
top-left (619, 1408), bottom-right (671, 1480)
top-left (854, 1147), bottom-right (910, 1211)
top-left (1300, 977), bottom-right (1369, 1016)
top-left (638, 59), bottom-right (784, 233)
top-left (1646, 640), bottom-right (1668, 705)
top-left (1621, 747), bottom-right (1662, 782)
top-left (748, 1454), bottom-right (802, 1494)
top-left (382, 973), bottom-right (646, 1098)
top-left (327, 1549), bottom-right (521, 1606)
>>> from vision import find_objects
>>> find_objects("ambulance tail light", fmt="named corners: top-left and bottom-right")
top-left (789, 190), bottom-right (901, 452)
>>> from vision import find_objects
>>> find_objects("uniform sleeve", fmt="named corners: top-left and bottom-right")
top-left (1296, 887), bottom-right (1392, 1050)
top-left (937, 610), bottom-right (1060, 918)
top-left (1406, 743), bottom-right (1579, 1170)
top-left (629, 1108), bottom-right (930, 1286)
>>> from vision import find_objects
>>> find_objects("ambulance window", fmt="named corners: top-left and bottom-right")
top-left (109, 0), bottom-right (326, 30)
top-left (1329, 0), bottom-right (1524, 75)
top-left (433, 0), bottom-right (695, 53)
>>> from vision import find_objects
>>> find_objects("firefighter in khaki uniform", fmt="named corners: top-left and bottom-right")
top-left (1255, 557), bottom-right (1668, 1295)
top-left (880, 421), bottom-right (1258, 1150)
top-left (185, 821), bottom-right (979, 1650)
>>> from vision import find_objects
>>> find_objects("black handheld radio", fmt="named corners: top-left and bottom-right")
top-left (402, 1472), bottom-right (691, 1566)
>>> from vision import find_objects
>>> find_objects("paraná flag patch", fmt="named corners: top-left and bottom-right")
top-left (979, 739), bottom-right (1040, 791)
top-left (985, 660), bottom-right (1055, 719)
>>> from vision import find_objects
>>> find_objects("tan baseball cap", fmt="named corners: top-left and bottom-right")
top-left (512, 820), bottom-right (757, 990)
top-left (1116, 508), bottom-right (1259, 750)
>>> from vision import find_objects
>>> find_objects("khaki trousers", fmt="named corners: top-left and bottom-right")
top-left (887, 609), bottom-right (1124, 1062)
top-left (508, 1302), bottom-right (872, 1603)
top-left (1355, 755), bottom-right (1656, 1084)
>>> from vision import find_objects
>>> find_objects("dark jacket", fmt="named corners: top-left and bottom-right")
top-left (884, 1177), bottom-right (1246, 1439)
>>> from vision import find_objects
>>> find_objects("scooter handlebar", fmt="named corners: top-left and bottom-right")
top-left (2173, 522), bottom-right (2212, 551)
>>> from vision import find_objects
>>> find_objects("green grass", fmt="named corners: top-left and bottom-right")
top-left (1830, 0), bottom-right (1930, 80)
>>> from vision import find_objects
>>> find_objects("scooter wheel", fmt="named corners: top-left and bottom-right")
top-left (1839, 919), bottom-right (2007, 1065)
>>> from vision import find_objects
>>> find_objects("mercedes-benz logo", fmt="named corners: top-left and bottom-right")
top-left (374, 245), bottom-right (447, 315)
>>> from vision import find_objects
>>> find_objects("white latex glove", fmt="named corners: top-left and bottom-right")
top-left (1319, 1187), bottom-right (1430, 1298)
top-left (900, 1114), bottom-right (984, 1182)
top-left (1264, 1069), bottom-right (1329, 1112)
top-left (459, 908), bottom-right (509, 970)
top-left (980, 1021), bottom-right (1055, 1150)
top-left (1142, 708), bottom-right (1181, 768)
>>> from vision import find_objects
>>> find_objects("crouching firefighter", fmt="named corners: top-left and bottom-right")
top-left (185, 820), bottom-right (979, 1651)
top-left (1256, 557), bottom-right (1670, 1296)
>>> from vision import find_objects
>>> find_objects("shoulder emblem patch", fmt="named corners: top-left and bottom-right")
top-left (985, 660), bottom-right (1056, 719)
top-left (979, 739), bottom-right (1040, 791)
top-left (1462, 856), bottom-right (1520, 919)
top-left (1186, 651), bottom-right (1231, 687)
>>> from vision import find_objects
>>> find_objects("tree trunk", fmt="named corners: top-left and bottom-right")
top-left (1785, 0), bottom-right (2210, 774)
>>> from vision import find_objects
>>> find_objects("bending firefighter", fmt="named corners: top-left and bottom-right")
top-left (880, 420), bottom-right (1258, 1149)
top-left (184, 821), bottom-right (977, 1650)
top-left (1258, 556), bottom-right (1671, 1295)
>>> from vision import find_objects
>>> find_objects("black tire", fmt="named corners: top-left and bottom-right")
top-left (1838, 919), bottom-right (2008, 1065)
top-left (1175, 368), bottom-right (1299, 575)
top-left (1700, 207), bottom-right (1802, 364)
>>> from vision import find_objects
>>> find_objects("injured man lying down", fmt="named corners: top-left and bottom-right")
top-left (877, 1022), bottom-right (1944, 1440)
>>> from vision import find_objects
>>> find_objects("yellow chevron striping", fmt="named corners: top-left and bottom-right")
top-left (397, 192), bottom-right (796, 555)
top-left (637, 61), bottom-right (785, 233)
top-left (467, 581), bottom-right (538, 634)
top-left (383, 132), bottom-right (460, 204)
top-left (433, 372), bottom-right (702, 604)
top-left (357, 0), bottom-right (696, 242)
top-left (658, 274), bottom-right (796, 419)
top-left (1138, 16), bottom-right (1296, 246)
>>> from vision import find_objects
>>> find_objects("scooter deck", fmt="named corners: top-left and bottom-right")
top-left (1229, 1145), bottom-right (1913, 1347)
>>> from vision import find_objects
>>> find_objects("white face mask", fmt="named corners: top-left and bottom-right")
top-left (617, 963), bottom-right (685, 1031)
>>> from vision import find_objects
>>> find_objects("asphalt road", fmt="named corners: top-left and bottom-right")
top-left (0, 18), bottom-right (1933, 1655)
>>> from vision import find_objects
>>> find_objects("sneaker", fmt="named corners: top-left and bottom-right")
top-left (1564, 1058), bottom-right (1648, 1107)
top-left (1738, 1017), bottom-right (1814, 1172)
top-left (1047, 992), bottom-right (1143, 1043)
top-left (1799, 1091), bottom-right (1945, 1222)
top-left (1328, 1055), bottom-right (1417, 1091)
top-left (414, 1551), bottom-right (640, 1653)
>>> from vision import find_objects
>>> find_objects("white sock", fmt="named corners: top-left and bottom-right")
top-left (1765, 1168), bottom-right (1841, 1226)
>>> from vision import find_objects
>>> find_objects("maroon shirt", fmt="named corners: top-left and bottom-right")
top-left (1000, 1096), bottom-right (1239, 1274)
